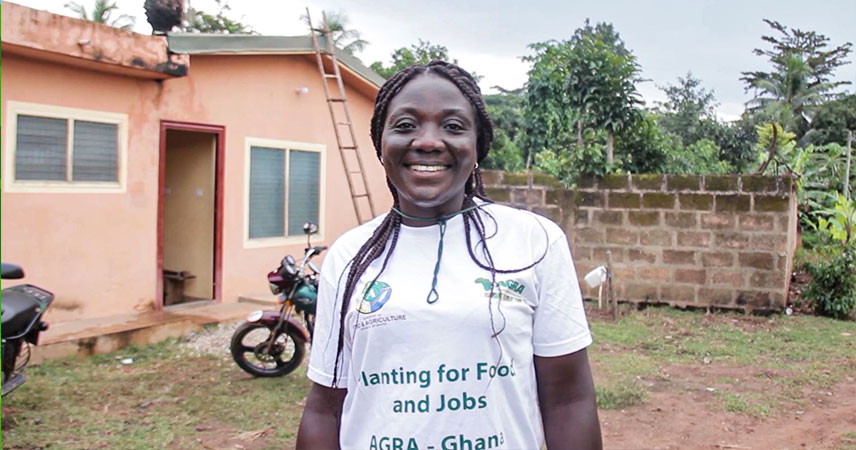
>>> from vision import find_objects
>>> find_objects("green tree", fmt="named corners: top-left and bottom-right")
top-left (523, 21), bottom-right (642, 167)
top-left (370, 40), bottom-right (456, 79)
top-left (806, 93), bottom-right (856, 146)
top-left (482, 87), bottom-right (526, 172)
top-left (303, 10), bottom-right (367, 56)
top-left (64, 0), bottom-right (135, 30)
top-left (655, 72), bottom-right (719, 146)
top-left (182, 0), bottom-right (254, 34)
top-left (741, 20), bottom-right (852, 138)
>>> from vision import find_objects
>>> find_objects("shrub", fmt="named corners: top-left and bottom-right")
top-left (804, 247), bottom-right (856, 320)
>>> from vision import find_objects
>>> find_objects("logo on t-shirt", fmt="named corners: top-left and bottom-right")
top-left (474, 278), bottom-right (526, 303)
top-left (357, 281), bottom-right (392, 313)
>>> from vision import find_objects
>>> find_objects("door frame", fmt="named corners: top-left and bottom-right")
top-left (157, 120), bottom-right (226, 310)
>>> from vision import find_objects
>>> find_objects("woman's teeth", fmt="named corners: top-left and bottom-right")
top-left (409, 165), bottom-right (447, 172)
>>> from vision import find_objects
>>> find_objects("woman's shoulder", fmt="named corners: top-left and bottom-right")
top-left (326, 213), bottom-right (389, 259)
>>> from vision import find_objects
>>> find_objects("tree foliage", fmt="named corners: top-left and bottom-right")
top-left (182, 0), bottom-right (254, 34)
top-left (741, 19), bottom-right (852, 138)
top-left (482, 88), bottom-right (526, 172)
top-left (370, 40), bottom-right (457, 79)
top-left (806, 94), bottom-right (856, 146)
top-left (303, 10), bottom-right (367, 55)
top-left (523, 21), bottom-right (642, 168)
top-left (65, 0), bottom-right (135, 30)
top-left (655, 72), bottom-right (719, 145)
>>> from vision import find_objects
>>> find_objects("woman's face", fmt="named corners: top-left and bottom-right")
top-left (381, 73), bottom-right (478, 221)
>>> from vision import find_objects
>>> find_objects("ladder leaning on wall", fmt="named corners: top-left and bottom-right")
top-left (306, 9), bottom-right (377, 225)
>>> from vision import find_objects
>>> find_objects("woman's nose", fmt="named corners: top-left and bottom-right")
top-left (411, 126), bottom-right (444, 151)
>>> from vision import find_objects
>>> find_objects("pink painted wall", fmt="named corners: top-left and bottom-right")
top-left (1, 51), bottom-right (390, 322)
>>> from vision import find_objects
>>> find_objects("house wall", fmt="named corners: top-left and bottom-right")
top-left (1, 54), bottom-right (162, 320)
top-left (482, 171), bottom-right (797, 312)
top-left (1, 51), bottom-right (389, 322)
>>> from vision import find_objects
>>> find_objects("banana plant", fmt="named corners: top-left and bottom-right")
top-left (816, 192), bottom-right (856, 245)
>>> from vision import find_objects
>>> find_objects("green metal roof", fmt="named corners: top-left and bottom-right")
top-left (166, 33), bottom-right (385, 88)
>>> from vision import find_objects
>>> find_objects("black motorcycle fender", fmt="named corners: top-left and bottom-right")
top-left (252, 311), bottom-right (311, 342)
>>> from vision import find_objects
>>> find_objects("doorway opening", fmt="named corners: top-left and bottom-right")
top-left (158, 122), bottom-right (224, 308)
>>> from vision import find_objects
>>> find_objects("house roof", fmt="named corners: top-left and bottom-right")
top-left (166, 34), bottom-right (385, 89)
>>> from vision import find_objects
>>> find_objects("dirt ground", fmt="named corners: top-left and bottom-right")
top-left (597, 366), bottom-right (856, 450)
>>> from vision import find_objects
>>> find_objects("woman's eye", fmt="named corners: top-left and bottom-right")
top-left (392, 122), bottom-right (415, 130)
top-left (445, 122), bottom-right (464, 131)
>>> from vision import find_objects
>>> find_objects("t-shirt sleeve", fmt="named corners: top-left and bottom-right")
top-left (532, 232), bottom-right (593, 357)
top-left (306, 256), bottom-right (351, 387)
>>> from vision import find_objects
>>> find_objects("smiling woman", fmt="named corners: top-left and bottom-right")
top-left (297, 61), bottom-right (602, 450)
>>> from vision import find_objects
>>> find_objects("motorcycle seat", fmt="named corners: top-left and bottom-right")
top-left (1, 285), bottom-right (52, 339)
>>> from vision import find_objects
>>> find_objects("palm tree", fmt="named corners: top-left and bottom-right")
top-left (302, 10), bottom-right (368, 56)
top-left (745, 52), bottom-right (832, 133)
top-left (65, 0), bottom-right (136, 30)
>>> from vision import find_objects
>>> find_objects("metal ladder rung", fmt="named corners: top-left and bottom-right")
top-left (328, 98), bottom-right (346, 102)
top-left (336, 122), bottom-right (352, 126)
top-left (324, 74), bottom-right (338, 78)
top-left (340, 146), bottom-right (357, 150)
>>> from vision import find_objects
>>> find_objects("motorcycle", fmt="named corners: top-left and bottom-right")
top-left (230, 222), bottom-right (326, 377)
top-left (1, 263), bottom-right (54, 396)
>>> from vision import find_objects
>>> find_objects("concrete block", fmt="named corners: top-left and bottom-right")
top-left (628, 211), bottom-right (661, 226)
top-left (667, 174), bottom-right (702, 191)
top-left (708, 269), bottom-right (745, 287)
top-left (715, 195), bottom-right (751, 213)
top-left (665, 212), bottom-right (697, 228)
top-left (754, 195), bottom-right (790, 212)
top-left (663, 250), bottom-right (696, 264)
top-left (606, 228), bottom-right (639, 245)
top-left (674, 269), bottom-right (706, 284)
top-left (641, 230), bottom-right (674, 246)
top-left (704, 175), bottom-right (739, 192)
top-left (642, 193), bottom-right (676, 209)
top-left (702, 252), bottom-right (736, 267)
top-left (594, 210), bottom-right (624, 226)
top-left (679, 194), bottom-right (714, 210)
top-left (609, 192), bottom-right (641, 209)
top-left (631, 174), bottom-right (665, 191)
top-left (698, 287), bottom-right (735, 305)
top-left (700, 213), bottom-right (735, 230)
top-left (714, 232), bottom-right (751, 249)
top-left (677, 231), bottom-right (712, 248)
top-left (738, 215), bottom-right (775, 231)
top-left (738, 252), bottom-right (775, 270)
top-left (601, 174), bottom-right (630, 190)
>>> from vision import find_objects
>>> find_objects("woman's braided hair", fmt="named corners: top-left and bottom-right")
top-left (331, 60), bottom-right (541, 386)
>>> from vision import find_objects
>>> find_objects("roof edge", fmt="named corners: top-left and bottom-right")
top-left (166, 33), bottom-right (385, 88)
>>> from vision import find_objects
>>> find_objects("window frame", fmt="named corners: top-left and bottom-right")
top-left (4, 101), bottom-right (128, 193)
top-left (243, 137), bottom-right (327, 248)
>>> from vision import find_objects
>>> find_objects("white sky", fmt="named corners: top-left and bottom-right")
top-left (10, 0), bottom-right (856, 121)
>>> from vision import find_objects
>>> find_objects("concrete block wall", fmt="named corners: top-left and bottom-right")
top-left (481, 171), bottom-right (798, 312)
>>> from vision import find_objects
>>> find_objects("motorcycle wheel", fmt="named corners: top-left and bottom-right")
top-left (230, 322), bottom-right (306, 377)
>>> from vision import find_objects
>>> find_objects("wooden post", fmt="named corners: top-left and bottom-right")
top-left (606, 250), bottom-right (618, 320)
top-left (846, 130), bottom-right (852, 200)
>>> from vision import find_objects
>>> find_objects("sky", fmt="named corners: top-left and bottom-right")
top-left (10, 0), bottom-right (856, 121)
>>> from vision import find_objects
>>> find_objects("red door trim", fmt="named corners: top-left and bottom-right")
top-left (157, 120), bottom-right (226, 310)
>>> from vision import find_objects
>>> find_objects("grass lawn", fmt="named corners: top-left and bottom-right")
top-left (2, 304), bottom-right (854, 449)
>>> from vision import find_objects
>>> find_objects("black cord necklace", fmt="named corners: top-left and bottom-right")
top-left (392, 204), bottom-right (483, 304)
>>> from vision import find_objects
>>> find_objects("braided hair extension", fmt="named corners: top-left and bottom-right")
top-left (329, 60), bottom-right (545, 387)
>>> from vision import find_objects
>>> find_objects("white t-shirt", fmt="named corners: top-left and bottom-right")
top-left (308, 202), bottom-right (592, 450)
